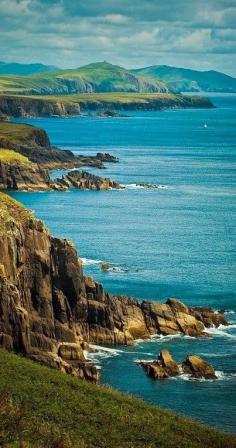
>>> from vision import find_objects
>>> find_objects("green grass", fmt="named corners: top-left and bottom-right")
top-left (0, 148), bottom-right (30, 165)
top-left (0, 349), bottom-right (235, 448)
top-left (0, 122), bottom-right (44, 149)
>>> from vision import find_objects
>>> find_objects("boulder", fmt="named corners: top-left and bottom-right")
top-left (182, 355), bottom-right (217, 379)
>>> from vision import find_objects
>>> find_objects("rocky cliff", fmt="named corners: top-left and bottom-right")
top-left (0, 122), bottom-right (118, 170)
top-left (0, 93), bottom-right (214, 120)
top-left (0, 95), bottom-right (81, 119)
top-left (0, 193), bottom-right (227, 382)
top-left (0, 157), bottom-right (121, 191)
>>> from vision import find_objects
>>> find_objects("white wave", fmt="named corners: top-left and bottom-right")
top-left (225, 310), bottom-right (235, 316)
top-left (81, 257), bottom-right (102, 266)
top-left (150, 333), bottom-right (182, 342)
top-left (89, 344), bottom-right (124, 355)
top-left (206, 325), bottom-right (236, 338)
top-left (122, 183), bottom-right (145, 190)
top-left (215, 371), bottom-right (236, 381)
top-left (107, 266), bottom-right (129, 273)
top-left (122, 183), bottom-right (168, 190)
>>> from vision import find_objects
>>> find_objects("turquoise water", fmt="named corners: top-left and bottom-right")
top-left (12, 95), bottom-right (236, 432)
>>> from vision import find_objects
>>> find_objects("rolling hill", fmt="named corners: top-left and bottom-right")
top-left (132, 65), bottom-right (236, 92)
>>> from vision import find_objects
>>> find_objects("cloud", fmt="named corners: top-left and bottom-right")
top-left (0, 0), bottom-right (235, 75)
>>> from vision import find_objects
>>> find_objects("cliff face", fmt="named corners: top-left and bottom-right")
top-left (0, 193), bottom-right (227, 381)
top-left (0, 95), bottom-right (80, 119)
top-left (0, 160), bottom-right (50, 190)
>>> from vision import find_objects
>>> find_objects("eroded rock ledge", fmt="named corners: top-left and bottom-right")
top-left (0, 193), bottom-right (228, 382)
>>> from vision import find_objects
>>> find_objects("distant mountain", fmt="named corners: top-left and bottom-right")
top-left (0, 62), bottom-right (170, 95)
top-left (0, 61), bottom-right (59, 76)
top-left (132, 65), bottom-right (236, 93)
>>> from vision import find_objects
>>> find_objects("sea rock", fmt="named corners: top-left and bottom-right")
top-left (182, 355), bottom-right (217, 379)
top-left (140, 351), bottom-right (217, 381)
top-left (140, 350), bottom-right (179, 379)
top-left (51, 170), bottom-right (121, 191)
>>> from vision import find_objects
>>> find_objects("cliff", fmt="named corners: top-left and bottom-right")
top-left (0, 151), bottom-right (120, 191)
top-left (0, 193), bottom-right (227, 382)
top-left (0, 92), bottom-right (214, 120)
top-left (0, 94), bottom-right (81, 119)
top-left (0, 122), bottom-right (118, 170)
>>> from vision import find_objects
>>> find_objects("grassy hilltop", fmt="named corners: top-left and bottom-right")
top-left (0, 349), bottom-right (235, 448)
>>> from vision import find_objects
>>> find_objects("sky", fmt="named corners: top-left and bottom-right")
top-left (1, 0), bottom-right (236, 76)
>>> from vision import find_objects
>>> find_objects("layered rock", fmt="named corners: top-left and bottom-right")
top-left (0, 193), bottom-right (228, 381)
top-left (139, 350), bottom-right (217, 380)
top-left (0, 160), bottom-right (121, 192)
top-left (51, 170), bottom-right (121, 191)
top-left (0, 95), bottom-right (81, 119)
top-left (0, 159), bottom-right (50, 191)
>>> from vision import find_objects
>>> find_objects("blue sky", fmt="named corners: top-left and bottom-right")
top-left (1, 0), bottom-right (236, 75)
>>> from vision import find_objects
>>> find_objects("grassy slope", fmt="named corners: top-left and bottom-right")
top-left (0, 62), bottom-right (167, 94)
top-left (0, 122), bottom-right (44, 148)
top-left (0, 350), bottom-right (235, 448)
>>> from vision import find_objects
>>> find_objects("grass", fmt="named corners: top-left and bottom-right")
top-left (0, 121), bottom-right (45, 149)
top-left (0, 148), bottom-right (30, 165)
top-left (0, 349), bottom-right (235, 448)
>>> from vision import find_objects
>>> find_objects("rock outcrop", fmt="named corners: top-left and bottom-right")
top-left (140, 350), bottom-right (179, 379)
top-left (51, 170), bottom-right (121, 191)
top-left (139, 351), bottom-right (217, 380)
top-left (182, 355), bottom-right (217, 379)
top-left (0, 193), bottom-right (227, 381)
top-left (0, 159), bottom-right (121, 192)
top-left (0, 159), bottom-right (50, 191)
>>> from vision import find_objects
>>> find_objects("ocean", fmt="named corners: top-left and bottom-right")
top-left (12, 94), bottom-right (236, 432)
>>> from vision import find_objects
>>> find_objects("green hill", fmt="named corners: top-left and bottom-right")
top-left (0, 349), bottom-right (235, 448)
top-left (0, 62), bottom-right (169, 95)
top-left (132, 65), bottom-right (236, 92)
top-left (0, 61), bottom-right (59, 76)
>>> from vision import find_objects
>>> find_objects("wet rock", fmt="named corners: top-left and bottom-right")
top-left (182, 355), bottom-right (217, 379)
top-left (51, 170), bottom-right (121, 191)
top-left (140, 350), bottom-right (179, 379)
